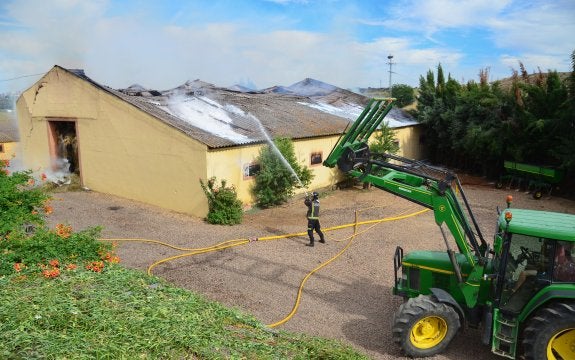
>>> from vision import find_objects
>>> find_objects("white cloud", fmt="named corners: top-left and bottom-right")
top-left (263, 0), bottom-right (310, 4)
top-left (0, 0), bottom-right (572, 94)
top-left (488, 4), bottom-right (575, 54)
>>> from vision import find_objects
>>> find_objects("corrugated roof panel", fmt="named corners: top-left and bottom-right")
top-left (60, 66), bottom-right (416, 149)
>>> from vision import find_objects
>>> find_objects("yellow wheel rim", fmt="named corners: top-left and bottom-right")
top-left (410, 316), bottom-right (448, 349)
top-left (547, 328), bottom-right (575, 360)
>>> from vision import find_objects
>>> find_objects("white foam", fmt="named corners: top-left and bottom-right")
top-left (160, 96), bottom-right (249, 143)
top-left (298, 101), bottom-right (364, 121)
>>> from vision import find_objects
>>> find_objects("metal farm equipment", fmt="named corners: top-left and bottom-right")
top-left (496, 161), bottom-right (564, 199)
top-left (324, 98), bottom-right (575, 359)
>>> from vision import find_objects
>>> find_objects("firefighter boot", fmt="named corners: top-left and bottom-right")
top-left (307, 229), bottom-right (314, 247)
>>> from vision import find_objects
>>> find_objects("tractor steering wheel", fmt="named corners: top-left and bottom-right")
top-left (518, 246), bottom-right (535, 264)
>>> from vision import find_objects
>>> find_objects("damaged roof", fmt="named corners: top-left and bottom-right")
top-left (62, 66), bottom-right (417, 149)
top-left (0, 131), bottom-right (16, 143)
top-left (0, 110), bottom-right (19, 143)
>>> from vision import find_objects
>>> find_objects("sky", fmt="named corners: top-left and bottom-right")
top-left (1, 0), bottom-right (574, 94)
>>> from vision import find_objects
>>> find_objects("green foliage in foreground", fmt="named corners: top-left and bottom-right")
top-left (0, 226), bottom-right (109, 276)
top-left (0, 267), bottom-right (368, 360)
top-left (0, 160), bottom-right (50, 238)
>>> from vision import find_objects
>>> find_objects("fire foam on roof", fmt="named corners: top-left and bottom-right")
top-left (159, 95), bottom-right (250, 143)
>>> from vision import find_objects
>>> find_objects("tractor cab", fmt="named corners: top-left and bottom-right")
top-left (489, 207), bottom-right (575, 358)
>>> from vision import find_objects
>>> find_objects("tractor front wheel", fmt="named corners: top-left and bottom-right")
top-left (522, 302), bottom-right (575, 360)
top-left (392, 295), bottom-right (460, 357)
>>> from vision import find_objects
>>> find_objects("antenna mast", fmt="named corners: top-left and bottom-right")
top-left (387, 55), bottom-right (395, 93)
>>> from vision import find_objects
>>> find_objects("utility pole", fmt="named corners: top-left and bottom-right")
top-left (387, 55), bottom-right (395, 93)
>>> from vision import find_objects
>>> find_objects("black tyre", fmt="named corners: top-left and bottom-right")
top-left (392, 295), bottom-right (461, 357)
top-left (522, 302), bottom-right (575, 360)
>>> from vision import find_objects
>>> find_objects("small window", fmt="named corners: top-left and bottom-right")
top-left (243, 163), bottom-right (260, 179)
top-left (310, 152), bottom-right (323, 166)
top-left (0, 144), bottom-right (4, 153)
top-left (393, 140), bottom-right (400, 149)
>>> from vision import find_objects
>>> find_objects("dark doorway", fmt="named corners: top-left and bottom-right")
top-left (48, 121), bottom-right (80, 176)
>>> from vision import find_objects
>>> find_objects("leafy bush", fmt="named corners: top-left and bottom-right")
top-left (1, 160), bottom-right (50, 238)
top-left (369, 121), bottom-right (399, 155)
top-left (391, 84), bottom-right (415, 107)
top-left (252, 137), bottom-right (313, 208)
top-left (0, 160), bottom-right (117, 277)
top-left (200, 177), bottom-right (243, 225)
top-left (0, 225), bottom-right (114, 276)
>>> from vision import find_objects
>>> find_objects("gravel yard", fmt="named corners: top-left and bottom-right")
top-left (46, 179), bottom-right (575, 360)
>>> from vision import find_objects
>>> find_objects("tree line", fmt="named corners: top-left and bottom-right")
top-left (413, 50), bottom-right (575, 195)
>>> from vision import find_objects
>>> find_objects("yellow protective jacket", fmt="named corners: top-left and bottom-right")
top-left (304, 198), bottom-right (320, 220)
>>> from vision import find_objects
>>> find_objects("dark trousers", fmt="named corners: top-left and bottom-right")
top-left (307, 219), bottom-right (324, 243)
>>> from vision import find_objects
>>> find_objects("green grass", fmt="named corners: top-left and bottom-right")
top-left (0, 265), bottom-right (369, 359)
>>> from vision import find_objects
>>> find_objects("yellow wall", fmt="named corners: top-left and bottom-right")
top-left (393, 126), bottom-right (423, 160)
top-left (206, 145), bottom-right (260, 205)
top-left (207, 135), bottom-right (351, 206)
top-left (17, 67), bottom-right (210, 217)
top-left (292, 136), bottom-right (346, 192)
top-left (366, 125), bottom-right (423, 160)
top-left (187, 128), bottom-right (423, 208)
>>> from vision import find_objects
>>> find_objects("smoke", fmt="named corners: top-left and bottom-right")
top-left (43, 158), bottom-right (72, 185)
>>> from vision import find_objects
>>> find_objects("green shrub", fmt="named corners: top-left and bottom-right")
top-left (252, 137), bottom-right (313, 208)
top-left (0, 159), bottom-right (50, 239)
top-left (369, 121), bottom-right (399, 155)
top-left (391, 84), bottom-right (415, 107)
top-left (200, 177), bottom-right (243, 225)
top-left (0, 226), bottom-right (112, 276)
top-left (0, 160), bottom-right (116, 277)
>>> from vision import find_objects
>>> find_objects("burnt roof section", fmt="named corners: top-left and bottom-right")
top-left (60, 66), bottom-right (417, 149)
top-left (62, 67), bottom-right (353, 149)
top-left (0, 110), bottom-right (19, 142)
top-left (0, 131), bottom-right (17, 143)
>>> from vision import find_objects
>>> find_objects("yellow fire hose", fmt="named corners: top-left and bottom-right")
top-left (101, 206), bottom-right (429, 328)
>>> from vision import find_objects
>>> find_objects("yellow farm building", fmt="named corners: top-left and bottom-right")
top-left (15, 66), bottom-right (423, 217)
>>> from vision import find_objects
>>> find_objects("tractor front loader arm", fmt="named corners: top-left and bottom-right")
top-left (323, 98), bottom-right (395, 169)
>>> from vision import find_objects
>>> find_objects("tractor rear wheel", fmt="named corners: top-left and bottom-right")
top-left (392, 295), bottom-right (460, 357)
top-left (522, 302), bottom-right (575, 360)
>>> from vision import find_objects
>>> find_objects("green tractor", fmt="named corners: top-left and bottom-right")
top-left (324, 98), bottom-right (575, 359)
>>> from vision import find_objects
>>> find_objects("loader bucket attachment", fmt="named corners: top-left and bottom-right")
top-left (323, 98), bottom-right (395, 169)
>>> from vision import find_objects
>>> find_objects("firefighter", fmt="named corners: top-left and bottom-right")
top-left (304, 191), bottom-right (325, 247)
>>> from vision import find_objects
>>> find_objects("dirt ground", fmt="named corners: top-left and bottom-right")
top-left (46, 178), bottom-right (575, 360)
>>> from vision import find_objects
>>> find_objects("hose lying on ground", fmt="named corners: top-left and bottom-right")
top-left (100, 206), bottom-right (429, 328)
